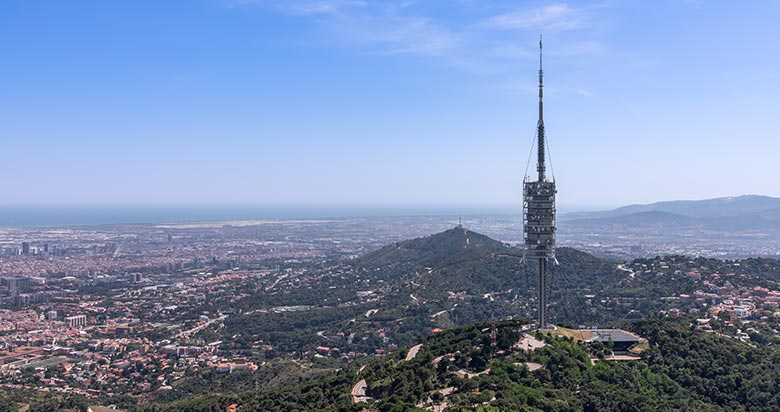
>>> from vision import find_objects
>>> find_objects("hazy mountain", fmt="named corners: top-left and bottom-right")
top-left (561, 195), bottom-right (780, 232)
top-left (567, 211), bottom-right (695, 227)
top-left (762, 206), bottom-right (780, 220)
top-left (563, 195), bottom-right (780, 220)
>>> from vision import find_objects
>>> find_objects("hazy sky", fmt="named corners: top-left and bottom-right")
top-left (2, 1), bottom-right (778, 208)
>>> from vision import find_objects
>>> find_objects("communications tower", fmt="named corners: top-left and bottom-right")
top-left (523, 36), bottom-right (557, 330)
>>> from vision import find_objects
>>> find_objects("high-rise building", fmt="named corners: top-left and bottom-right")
top-left (21, 242), bottom-right (30, 255)
top-left (523, 37), bottom-right (557, 330)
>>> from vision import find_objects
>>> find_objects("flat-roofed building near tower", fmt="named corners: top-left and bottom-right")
top-left (583, 329), bottom-right (645, 354)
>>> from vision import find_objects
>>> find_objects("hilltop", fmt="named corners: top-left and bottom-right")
top-left (358, 227), bottom-right (513, 268)
top-left (356, 227), bottom-right (621, 301)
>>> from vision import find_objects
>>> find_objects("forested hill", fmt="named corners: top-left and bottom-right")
top-left (358, 227), bottom-right (514, 268)
top-left (111, 316), bottom-right (780, 411)
top-left (178, 227), bottom-right (626, 364)
top-left (354, 227), bottom-right (622, 303)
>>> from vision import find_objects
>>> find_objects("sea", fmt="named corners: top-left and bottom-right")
top-left (0, 204), bottom-right (524, 228)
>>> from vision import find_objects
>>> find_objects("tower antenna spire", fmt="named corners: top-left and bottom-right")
top-left (537, 34), bottom-right (546, 182)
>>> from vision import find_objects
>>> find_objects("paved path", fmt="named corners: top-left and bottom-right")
top-left (454, 368), bottom-right (490, 379)
top-left (405, 344), bottom-right (423, 361)
top-left (431, 354), bottom-right (448, 365)
top-left (515, 362), bottom-right (544, 371)
top-left (593, 354), bottom-right (641, 362)
top-left (514, 334), bottom-right (546, 352)
top-left (617, 264), bottom-right (635, 279)
top-left (431, 310), bottom-right (448, 318)
top-left (175, 314), bottom-right (227, 339)
top-left (351, 379), bottom-right (370, 403)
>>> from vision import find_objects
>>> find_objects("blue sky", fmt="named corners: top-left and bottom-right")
top-left (2, 0), bottom-right (778, 209)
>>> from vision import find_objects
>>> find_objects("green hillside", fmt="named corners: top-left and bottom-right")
top-left (356, 227), bottom-right (624, 324)
top-left (358, 227), bottom-right (513, 269)
top-left (195, 228), bottom-right (625, 357)
top-left (117, 316), bottom-right (780, 411)
top-left (8, 227), bottom-right (780, 411)
top-left (357, 227), bottom-right (622, 298)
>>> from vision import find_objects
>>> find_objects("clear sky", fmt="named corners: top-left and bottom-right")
top-left (2, 1), bottom-right (778, 209)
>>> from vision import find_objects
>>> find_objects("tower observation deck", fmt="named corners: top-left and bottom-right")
top-left (523, 36), bottom-right (556, 330)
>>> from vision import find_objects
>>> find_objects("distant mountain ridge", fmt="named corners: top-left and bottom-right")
top-left (563, 195), bottom-right (780, 220)
top-left (561, 195), bottom-right (780, 232)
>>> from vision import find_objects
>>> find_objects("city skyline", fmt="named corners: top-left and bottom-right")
top-left (2, 1), bottom-right (779, 207)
